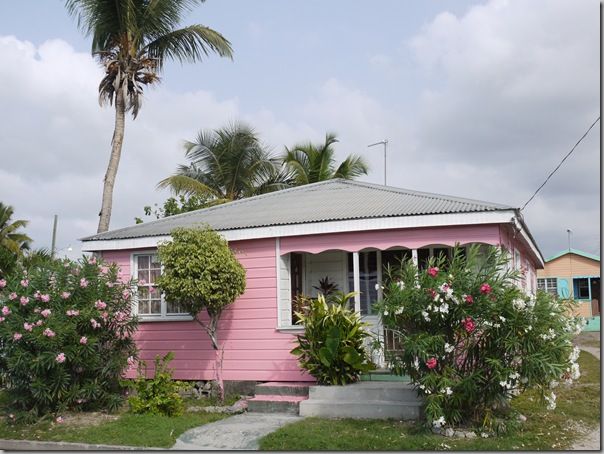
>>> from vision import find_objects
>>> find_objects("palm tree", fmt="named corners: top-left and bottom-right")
top-left (0, 203), bottom-right (31, 277)
top-left (158, 123), bottom-right (292, 203)
top-left (66, 0), bottom-right (233, 233)
top-left (283, 133), bottom-right (369, 185)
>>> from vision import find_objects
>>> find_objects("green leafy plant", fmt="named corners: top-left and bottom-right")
top-left (127, 352), bottom-right (186, 417)
top-left (0, 256), bottom-right (138, 420)
top-left (291, 292), bottom-right (374, 385)
top-left (376, 244), bottom-right (584, 430)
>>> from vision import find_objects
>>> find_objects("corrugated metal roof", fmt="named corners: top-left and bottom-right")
top-left (81, 179), bottom-right (514, 242)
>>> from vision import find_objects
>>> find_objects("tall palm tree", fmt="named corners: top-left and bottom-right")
top-left (66, 0), bottom-right (233, 233)
top-left (283, 133), bottom-right (369, 185)
top-left (158, 123), bottom-right (292, 203)
top-left (0, 203), bottom-right (31, 277)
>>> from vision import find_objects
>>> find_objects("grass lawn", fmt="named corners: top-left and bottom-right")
top-left (0, 396), bottom-right (240, 449)
top-left (259, 351), bottom-right (600, 451)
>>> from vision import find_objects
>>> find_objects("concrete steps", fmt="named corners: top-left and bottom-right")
top-left (299, 381), bottom-right (423, 420)
top-left (247, 382), bottom-right (311, 415)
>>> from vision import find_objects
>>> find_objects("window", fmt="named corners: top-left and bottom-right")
top-left (573, 278), bottom-right (590, 299)
top-left (417, 246), bottom-right (465, 269)
top-left (132, 253), bottom-right (188, 318)
top-left (348, 251), bottom-right (378, 315)
top-left (537, 278), bottom-right (558, 296)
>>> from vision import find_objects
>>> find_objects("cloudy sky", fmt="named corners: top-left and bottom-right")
top-left (0, 0), bottom-right (599, 260)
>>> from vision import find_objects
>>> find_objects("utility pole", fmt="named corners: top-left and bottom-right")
top-left (368, 139), bottom-right (388, 185)
top-left (51, 215), bottom-right (58, 258)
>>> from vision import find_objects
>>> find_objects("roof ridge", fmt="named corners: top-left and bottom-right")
top-left (546, 248), bottom-right (600, 262)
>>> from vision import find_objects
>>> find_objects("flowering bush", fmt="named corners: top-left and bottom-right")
top-left (376, 245), bottom-right (583, 430)
top-left (0, 256), bottom-right (138, 420)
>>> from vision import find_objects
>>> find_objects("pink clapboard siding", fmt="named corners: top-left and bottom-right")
top-left (280, 224), bottom-right (502, 255)
top-left (101, 238), bottom-right (311, 382)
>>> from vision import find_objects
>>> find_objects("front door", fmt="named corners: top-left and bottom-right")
top-left (591, 278), bottom-right (600, 316)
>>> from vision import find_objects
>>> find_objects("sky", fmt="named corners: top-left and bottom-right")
top-left (0, 0), bottom-right (600, 261)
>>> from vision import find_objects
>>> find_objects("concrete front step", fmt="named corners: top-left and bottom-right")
top-left (247, 394), bottom-right (307, 415)
top-left (309, 381), bottom-right (421, 403)
top-left (255, 381), bottom-right (311, 397)
top-left (299, 399), bottom-right (423, 420)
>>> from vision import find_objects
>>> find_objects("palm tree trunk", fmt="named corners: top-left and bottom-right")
top-left (97, 89), bottom-right (126, 233)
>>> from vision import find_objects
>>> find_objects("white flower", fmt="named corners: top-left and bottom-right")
top-left (569, 346), bottom-right (580, 363)
top-left (549, 380), bottom-right (559, 389)
top-left (493, 323), bottom-right (501, 328)
top-left (444, 342), bottom-right (455, 353)
top-left (448, 274), bottom-right (454, 280)
top-left (570, 363), bottom-right (580, 380)
top-left (394, 306), bottom-right (404, 315)
top-left (544, 392), bottom-right (557, 410)
top-left (433, 293), bottom-right (440, 302)
top-left (439, 303), bottom-right (449, 314)
top-left (396, 281), bottom-right (405, 290)
top-left (499, 316), bottom-right (506, 322)
top-left (383, 310), bottom-right (389, 316)
top-left (509, 372), bottom-right (520, 380)
top-left (512, 298), bottom-right (527, 311)
top-left (450, 295), bottom-right (459, 305)
top-left (422, 311), bottom-right (431, 322)
top-left (499, 380), bottom-right (508, 387)
top-left (481, 432), bottom-right (489, 438)
top-left (432, 416), bottom-right (446, 428)
top-left (445, 387), bottom-right (453, 395)
top-left (413, 357), bottom-right (420, 370)
top-left (415, 283), bottom-right (421, 289)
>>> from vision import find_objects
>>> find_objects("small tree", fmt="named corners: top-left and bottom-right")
top-left (156, 227), bottom-right (246, 350)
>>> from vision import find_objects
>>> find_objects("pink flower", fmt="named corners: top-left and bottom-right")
top-left (35, 320), bottom-right (43, 326)
top-left (60, 292), bottom-right (71, 299)
top-left (138, 278), bottom-right (146, 286)
top-left (8, 292), bottom-right (17, 300)
top-left (100, 266), bottom-right (109, 274)
top-left (480, 283), bottom-right (492, 295)
top-left (79, 336), bottom-right (88, 345)
top-left (106, 282), bottom-right (114, 288)
top-left (19, 296), bottom-right (29, 306)
top-left (127, 356), bottom-right (135, 367)
top-left (427, 267), bottom-right (439, 277)
top-left (34, 291), bottom-right (41, 300)
top-left (0, 317), bottom-right (5, 323)
top-left (41, 309), bottom-right (51, 318)
top-left (40, 294), bottom-right (50, 303)
top-left (66, 309), bottom-right (80, 317)
top-left (122, 289), bottom-right (130, 300)
top-left (427, 288), bottom-right (437, 299)
top-left (43, 328), bottom-right (55, 337)
top-left (114, 311), bottom-right (128, 322)
top-left (462, 317), bottom-right (476, 333)
top-left (55, 353), bottom-right (66, 363)
top-left (13, 333), bottom-right (22, 341)
top-left (426, 357), bottom-right (438, 369)
top-left (464, 294), bottom-right (474, 304)
top-left (88, 256), bottom-right (97, 265)
top-left (23, 322), bottom-right (33, 332)
top-left (2, 306), bottom-right (10, 316)
top-left (0, 279), bottom-right (6, 288)
top-left (55, 416), bottom-right (64, 424)
top-left (101, 311), bottom-right (108, 320)
top-left (79, 278), bottom-right (88, 288)
top-left (90, 319), bottom-right (100, 329)
top-left (94, 300), bottom-right (107, 310)
top-left (20, 279), bottom-right (29, 287)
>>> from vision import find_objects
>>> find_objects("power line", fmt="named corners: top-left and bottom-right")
top-left (521, 116), bottom-right (600, 211)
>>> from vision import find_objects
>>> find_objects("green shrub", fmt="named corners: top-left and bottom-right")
top-left (376, 244), bottom-right (583, 430)
top-left (0, 256), bottom-right (138, 420)
top-left (127, 352), bottom-right (186, 417)
top-left (291, 292), bottom-right (374, 385)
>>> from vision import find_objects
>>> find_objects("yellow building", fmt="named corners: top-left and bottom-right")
top-left (537, 249), bottom-right (600, 331)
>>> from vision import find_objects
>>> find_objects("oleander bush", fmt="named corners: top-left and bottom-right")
top-left (291, 292), bottom-right (374, 385)
top-left (376, 244), bottom-right (583, 431)
top-left (0, 256), bottom-right (138, 421)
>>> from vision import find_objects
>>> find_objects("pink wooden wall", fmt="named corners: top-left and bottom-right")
top-left (101, 238), bottom-right (311, 382)
top-left (99, 222), bottom-right (541, 383)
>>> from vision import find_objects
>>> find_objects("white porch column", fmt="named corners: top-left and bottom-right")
top-left (411, 249), bottom-right (418, 267)
top-left (353, 251), bottom-right (361, 313)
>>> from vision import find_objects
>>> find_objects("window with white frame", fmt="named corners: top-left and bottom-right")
top-left (537, 278), bottom-right (558, 296)
top-left (133, 253), bottom-right (188, 318)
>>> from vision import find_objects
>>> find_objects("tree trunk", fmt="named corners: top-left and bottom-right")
top-left (97, 88), bottom-right (126, 233)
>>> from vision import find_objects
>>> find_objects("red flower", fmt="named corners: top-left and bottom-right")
top-left (427, 288), bottom-right (437, 299)
top-left (427, 267), bottom-right (439, 277)
top-left (462, 317), bottom-right (476, 333)
top-left (480, 283), bottom-right (492, 294)
top-left (426, 357), bottom-right (438, 369)
top-left (464, 294), bottom-right (474, 304)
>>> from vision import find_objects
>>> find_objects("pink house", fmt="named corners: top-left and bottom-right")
top-left (81, 179), bottom-right (544, 386)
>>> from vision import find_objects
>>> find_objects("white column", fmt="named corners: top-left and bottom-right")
top-left (353, 251), bottom-right (361, 313)
top-left (376, 251), bottom-right (383, 301)
top-left (411, 249), bottom-right (418, 267)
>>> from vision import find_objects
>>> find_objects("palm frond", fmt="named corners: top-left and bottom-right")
top-left (335, 154), bottom-right (370, 179)
top-left (157, 175), bottom-right (221, 199)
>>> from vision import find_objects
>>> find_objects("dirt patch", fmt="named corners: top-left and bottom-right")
top-left (60, 411), bottom-right (120, 428)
